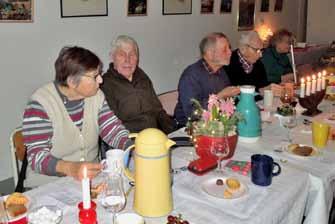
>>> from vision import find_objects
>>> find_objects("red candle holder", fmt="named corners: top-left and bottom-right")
top-left (78, 201), bottom-right (98, 224)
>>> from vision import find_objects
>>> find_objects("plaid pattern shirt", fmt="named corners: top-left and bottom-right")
top-left (202, 59), bottom-right (221, 75)
top-left (237, 50), bottom-right (253, 74)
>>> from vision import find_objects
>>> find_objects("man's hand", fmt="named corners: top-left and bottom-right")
top-left (270, 84), bottom-right (283, 97)
top-left (57, 161), bottom-right (102, 180)
top-left (217, 86), bottom-right (240, 99)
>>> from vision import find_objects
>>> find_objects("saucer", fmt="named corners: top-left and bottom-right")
top-left (201, 176), bottom-right (248, 200)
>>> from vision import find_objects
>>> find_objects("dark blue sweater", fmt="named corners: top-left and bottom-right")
top-left (174, 59), bottom-right (231, 126)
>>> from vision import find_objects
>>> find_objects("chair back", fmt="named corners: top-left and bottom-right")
top-left (9, 127), bottom-right (26, 186)
top-left (158, 90), bottom-right (178, 116)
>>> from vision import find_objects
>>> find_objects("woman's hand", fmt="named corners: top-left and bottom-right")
top-left (57, 160), bottom-right (102, 180)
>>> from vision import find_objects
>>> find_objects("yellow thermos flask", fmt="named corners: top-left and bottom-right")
top-left (124, 128), bottom-right (176, 217)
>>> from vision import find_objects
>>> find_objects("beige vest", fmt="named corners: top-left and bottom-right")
top-left (25, 83), bottom-right (105, 187)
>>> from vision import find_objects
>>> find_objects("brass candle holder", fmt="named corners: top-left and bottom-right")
top-left (298, 89), bottom-right (326, 116)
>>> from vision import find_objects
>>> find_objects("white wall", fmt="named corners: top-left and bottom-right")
top-left (0, 0), bottom-right (301, 181)
top-left (306, 0), bottom-right (335, 44)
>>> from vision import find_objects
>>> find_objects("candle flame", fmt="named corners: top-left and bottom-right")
top-left (317, 72), bottom-right (322, 78)
top-left (301, 78), bottom-right (305, 83)
top-left (312, 74), bottom-right (316, 80)
top-left (322, 70), bottom-right (327, 76)
top-left (307, 76), bottom-right (311, 82)
top-left (83, 166), bottom-right (87, 179)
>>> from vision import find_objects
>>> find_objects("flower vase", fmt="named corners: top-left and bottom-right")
top-left (195, 134), bottom-right (238, 161)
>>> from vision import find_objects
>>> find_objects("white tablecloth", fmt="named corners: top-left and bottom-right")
top-left (22, 101), bottom-right (334, 224)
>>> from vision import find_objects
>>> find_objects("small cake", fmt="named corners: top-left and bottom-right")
top-left (226, 178), bottom-right (241, 192)
top-left (5, 192), bottom-right (29, 218)
top-left (293, 146), bottom-right (313, 156)
top-left (223, 189), bottom-right (233, 199)
top-left (216, 179), bottom-right (224, 186)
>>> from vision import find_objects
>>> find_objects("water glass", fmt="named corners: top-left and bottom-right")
top-left (100, 174), bottom-right (126, 224)
top-left (0, 198), bottom-right (8, 224)
top-left (282, 114), bottom-right (297, 143)
top-left (210, 140), bottom-right (229, 174)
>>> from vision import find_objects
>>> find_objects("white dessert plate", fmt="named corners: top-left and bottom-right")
top-left (201, 176), bottom-right (248, 200)
top-left (285, 144), bottom-right (319, 158)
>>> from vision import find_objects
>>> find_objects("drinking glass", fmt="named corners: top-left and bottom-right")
top-left (0, 198), bottom-right (8, 224)
top-left (100, 174), bottom-right (126, 224)
top-left (280, 85), bottom-right (293, 105)
top-left (282, 114), bottom-right (297, 143)
top-left (210, 140), bottom-right (229, 174)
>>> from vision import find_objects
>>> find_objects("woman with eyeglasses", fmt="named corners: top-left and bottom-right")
top-left (261, 29), bottom-right (294, 84)
top-left (224, 31), bottom-right (282, 96)
top-left (22, 46), bottom-right (131, 188)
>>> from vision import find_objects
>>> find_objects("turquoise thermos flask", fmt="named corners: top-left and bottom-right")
top-left (236, 85), bottom-right (261, 143)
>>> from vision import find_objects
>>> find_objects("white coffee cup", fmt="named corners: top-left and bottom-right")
top-left (101, 149), bottom-right (125, 174)
top-left (263, 90), bottom-right (274, 109)
top-left (116, 213), bottom-right (145, 224)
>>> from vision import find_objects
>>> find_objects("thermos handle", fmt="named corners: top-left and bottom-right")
top-left (123, 145), bottom-right (135, 182)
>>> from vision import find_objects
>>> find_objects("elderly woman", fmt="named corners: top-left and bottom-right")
top-left (22, 46), bottom-right (130, 187)
top-left (101, 35), bottom-right (175, 134)
top-left (261, 29), bottom-right (294, 84)
top-left (224, 31), bottom-right (281, 95)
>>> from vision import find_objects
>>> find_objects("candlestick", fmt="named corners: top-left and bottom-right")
top-left (290, 44), bottom-right (297, 83)
top-left (300, 78), bottom-right (305, 98)
top-left (311, 74), bottom-right (316, 94)
top-left (82, 166), bottom-right (91, 209)
top-left (306, 76), bottom-right (311, 96)
top-left (322, 72), bottom-right (327, 89)
top-left (317, 72), bottom-right (322, 91)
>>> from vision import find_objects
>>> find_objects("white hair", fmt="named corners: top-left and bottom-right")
top-left (111, 35), bottom-right (139, 56)
top-left (239, 31), bottom-right (261, 49)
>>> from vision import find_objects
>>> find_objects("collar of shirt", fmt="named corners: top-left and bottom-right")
top-left (237, 49), bottom-right (253, 74)
top-left (202, 59), bottom-right (221, 75)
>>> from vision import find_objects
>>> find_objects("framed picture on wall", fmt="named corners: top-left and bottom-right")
top-left (162, 0), bottom-right (192, 15)
top-left (274, 0), bottom-right (283, 12)
top-left (128, 0), bottom-right (147, 16)
top-left (260, 0), bottom-right (269, 12)
top-left (0, 0), bottom-right (33, 22)
top-left (60, 0), bottom-right (108, 18)
top-left (220, 0), bottom-right (232, 13)
top-left (201, 0), bottom-right (214, 14)
top-left (238, 0), bottom-right (255, 31)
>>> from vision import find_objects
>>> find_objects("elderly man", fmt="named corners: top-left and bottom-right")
top-left (101, 35), bottom-right (175, 134)
top-left (22, 46), bottom-right (130, 187)
top-left (174, 32), bottom-right (240, 127)
top-left (224, 31), bottom-right (281, 95)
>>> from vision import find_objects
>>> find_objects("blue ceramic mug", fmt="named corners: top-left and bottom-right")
top-left (251, 154), bottom-right (281, 186)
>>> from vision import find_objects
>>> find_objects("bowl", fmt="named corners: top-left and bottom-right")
top-left (28, 205), bottom-right (62, 224)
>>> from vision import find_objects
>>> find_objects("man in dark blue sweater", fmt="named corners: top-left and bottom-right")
top-left (174, 32), bottom-right (240, 127)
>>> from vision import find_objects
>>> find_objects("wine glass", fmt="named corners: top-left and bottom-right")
top-left (210, 140), bottom-right (229, 174)
top-left (282, 114), bottom-right (297, 143)
top-left (100, 174), bottom-right (126, 224)
top-left (280, 85), bottom-right (294, 105)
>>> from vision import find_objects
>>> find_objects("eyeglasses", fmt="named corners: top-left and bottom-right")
top-left (82, 71), bottom-right (102, 82)
top-left (247, 44), bottom-right (264, 54)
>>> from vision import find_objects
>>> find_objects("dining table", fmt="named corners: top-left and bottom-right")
top-left (20, 100), bottom-right (335, 224)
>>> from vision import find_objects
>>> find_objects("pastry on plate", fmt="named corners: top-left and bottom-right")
top-left (223, 189), bottom-right (233, 199)
top-left (292, 146), bottom-right (313, 156)
top-left (226, 178), bottom-right (241, 192)
top-left (5, 192), bottom-right (29, 218)
top-left (288, 144), bottom-right (299, 151)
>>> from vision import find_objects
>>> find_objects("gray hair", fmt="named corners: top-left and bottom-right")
top-left (238, 31), bottom-right (261, 50)
top-left (111, 35), bottom-right (139, 57)
top-left (199, 32), bottom-right (228, 56)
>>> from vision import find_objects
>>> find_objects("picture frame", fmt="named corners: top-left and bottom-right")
top-left (274, 0), bottom-right (283, 12)
top-left (201, 0), bottom-right (214, 14)
top-left (238, 0), bottom-right (255, 31)
top-left (260, 0), bottom-right (269, 12)
top-left (220, 0), bottom-right (232, 13)
top-left (60, 0), bottom-right (108, 18)
top-left (0, 0), bottom-right (33, 23)
top-left (128, 0), bottom-right (147, 16)
top-left (162, 0), bottom-right (192, 15)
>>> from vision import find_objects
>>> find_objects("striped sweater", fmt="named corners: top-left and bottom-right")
top-left (22, 97), bottom-right (129, 176)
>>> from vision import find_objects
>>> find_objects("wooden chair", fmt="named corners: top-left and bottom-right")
top-left (9, 127), bottom-right (27, 192)
top-left (158, 90), bottom-right (178, 116)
